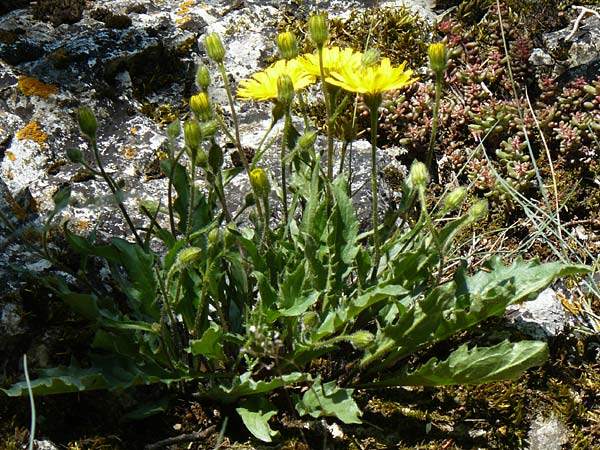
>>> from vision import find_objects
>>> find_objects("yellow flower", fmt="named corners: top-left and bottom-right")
top-left (296, 46), bottom-right (363, 78)
top-left (326, 57), bottom-right (417, 95)
top-left (237, 59), bottom-right (315, 101)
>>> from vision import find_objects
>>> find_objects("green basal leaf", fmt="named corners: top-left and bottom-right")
top-left (122, 395), bottom-right (171, 421)
top-left (361, 340), bottom-right (548, 387)
top-left (201, 372), bottom-right (308, 403)
top-left (2, 354), bottom-right (195, 397)
top-left (362, 258), bottom-right (589, 371)
top-left (472, 257), bottom-right (590, 305)
top-left (110, 238), bottom-right (159, 320)
top-left (296, 377), bottom-right (362, 424)
top-left (188, 322), bottom-right (226, 361)
top-left (51, 185), bottom-right (71, 211)
top-left (236, 397), bottom-right (279, 442)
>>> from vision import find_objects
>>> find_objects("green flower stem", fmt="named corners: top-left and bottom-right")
top-left (317, 48), bottom-right (334, 181)
top-left (90, 138), bottom-right (144, 247)
top-left (281, 112), bottom-right (291, 222)
top-left (192, 262), bottom-right (211, 338)
top-left (419, 188), bottom-right (445, 286)
top-left (154, 265), bottom-right (180, 368)
top-left (366, 94), bottom-right (383, 281)
top-left (426, 75), bottom-right (443, 180)
top-left (217, 63), bottom-right (264, 221)
top-left (167, 145), bottom-right (186, 237)
top-left (297, 91), bottom-right (311, 130)
top-left (185, 155), bottom-right (197, 243)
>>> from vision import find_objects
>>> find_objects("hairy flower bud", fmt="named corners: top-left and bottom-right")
top-left (277, 31), bottom-right (299, 60)
top-left (249, 168), bottom-right (271, 198)
top-left (350, 331), bottom-right (375, 350)
top-left (277, 74), bottom-right (295, 108)
top-left (204, 33), bottom-right (225, 63)
top-left (444, 186), bottom-right (467, 212)
top-left (469, 199), bottom-right (488, 220)
top-left (410, 160), bottom-right (429, 189)
top-left (167, 119), bottom-right (181, 139)
top-left (66, 147), bottom-right (83, 163)
top-left (308, 13), bottom-right (328, 49)
top-left (190, 92), bottom-right (212, 121)
top-left (208, 141), bottom-right (223, 173)
top-left (428, 42), bottom-right (448, 78)
top-left (184, 119), bottom-right (202, 152)
top-left (78, 107), bottom-right (98, 139)
top-left (196, 64), bottom-right (211, 91)
top-left (297, 131), bottom-right (317, 150)
top-left (200, 120), bottom-right (219, 139)
top-left (177, 247), bottom-right (202, 266)
top-left (361, 48), bottom-right (380, 68)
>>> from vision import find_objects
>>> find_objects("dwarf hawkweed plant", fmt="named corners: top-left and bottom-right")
top-left (2, 15), bottom-right (590, 444)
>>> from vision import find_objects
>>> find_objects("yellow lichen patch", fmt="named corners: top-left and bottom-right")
top-left (176, 0), bottom-right (196, 25)
top-left (18, 76), bottom-right (58, 98)
top-left (76, 220), bottom-right (89, 230)
top-left (5, 151), bottom-right (16, 161)
top-left (123, 146), bottom-right (138, 159)
top-left (6, 167), bottom-right (13, 180)
top-left (130, 127), bottom-right (138, 134)
top-left (16, 121), bottom-right (47, 147)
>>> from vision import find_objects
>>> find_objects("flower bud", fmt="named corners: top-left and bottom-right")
top-left (223, 223), bottom-right (238, 248)
top-left (277, 31), bottom-right (299, 60)
top-left (350, 331), bottom-right (375, 350)
top-left (277, 74), bottom-right (295, 108)
top-left (78, 107), bottom-right (98, 139)
top-left (308, 13), bottom-right (328, 49)
top-left (200, 120), bottom-right (219, 139)
top-left (196, 64), bottom-right (211, 91)
top-left (177, 246), bottom-right (202, 266)
top-left (468, 199), bottom-right (488, 220)
top-left (167, 119), bottom-right (181, 139)
top-left (204, 33), bottom-right (225, 63)
top-left (409, 160), bottom-right (429, 189)
top-left (297, 131), bottom-right (317, 151)
top-left (361, 48), bottom-right (380, 68)
top-left (302, 311), bottom-right (318, 330)
top-left (443, 186), bottom-right (467, 212)
top-left (428, 42), bottom-right (448, 78)
top-left (66, 147), bottom-right (83, 163)
top-left (195, 149), bottom-right (208, 168)
top-left (190, 92), bottom-right (212, 121)
top-left (184, 119), bottom-right (202, 152)
top-left (208, 228), bottom-right (220, 245)
top-left (249, 168), bottom-right (271, 198)
top-left (208, 141), bottom-right (223, 172)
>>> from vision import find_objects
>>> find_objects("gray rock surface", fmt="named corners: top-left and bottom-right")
top-left (527, 412), bottom-right (570, 450)
top-left (505, 288), bottom-right (574, 339)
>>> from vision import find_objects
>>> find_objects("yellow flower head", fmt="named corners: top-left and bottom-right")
top-left (238, 59), bottom-right (315, 101)
top-left (326, 57), bottom-right (417, 95)
top-left (296, 46), bottom-right (364, 78)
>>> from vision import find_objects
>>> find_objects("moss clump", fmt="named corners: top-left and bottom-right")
top-left (140, 103), bottom-right (181, 126)
top-left (90, 8), bottom-right (133, 29)
top-left (17, 76), bottom-right (58, 98)
top-left (31, 0), bottom-right (86, 27)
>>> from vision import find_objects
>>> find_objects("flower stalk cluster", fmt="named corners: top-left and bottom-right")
top-left (235, 18), bottom-right (416, 264)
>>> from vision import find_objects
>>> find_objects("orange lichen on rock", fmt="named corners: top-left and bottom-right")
top-left (123, 145), bottom-right (138, 159)
top-left (17, 121), bottom-right (47, 147)
top-left (5, 151), bottom-right (16, 161)
top-left (18, 76), bottom-right (58, 98)
top-left (176, 0), bottom-right (196, 25)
